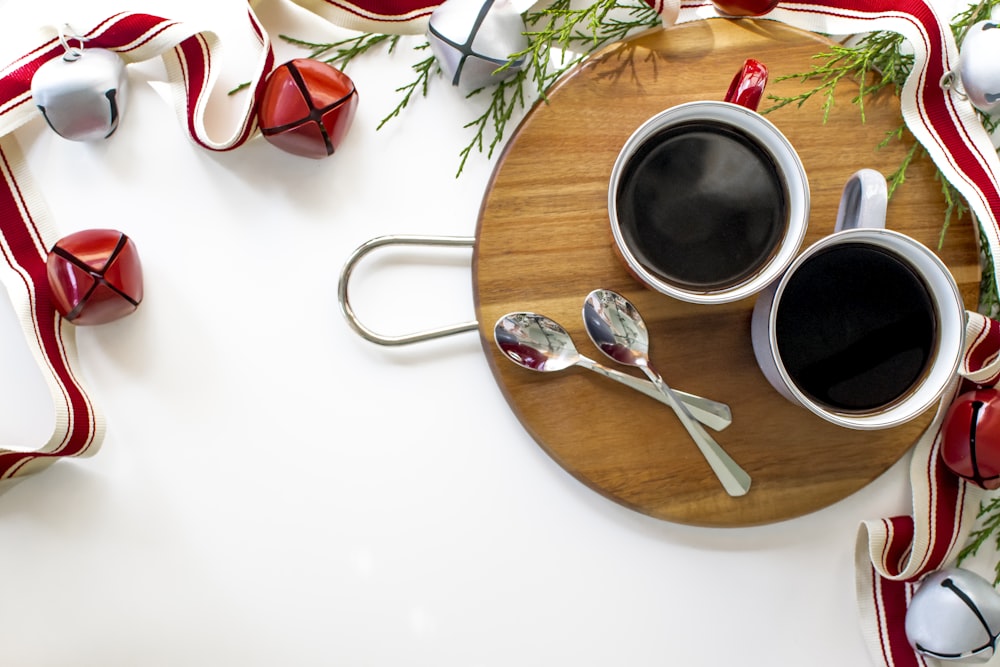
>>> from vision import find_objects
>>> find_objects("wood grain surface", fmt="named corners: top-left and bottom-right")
top-left (472, 18), bottom-right (982, 527)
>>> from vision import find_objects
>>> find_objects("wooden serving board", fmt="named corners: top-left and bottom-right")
top-left (472, 18), bottom-right (981, 527)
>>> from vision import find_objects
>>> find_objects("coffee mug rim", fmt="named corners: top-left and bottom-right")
top-left (763, 227), bottom-right (965, 430)
top-left (608, 100), bottom-right (810, 304)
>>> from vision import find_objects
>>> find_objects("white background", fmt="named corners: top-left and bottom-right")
top-left (0, 0), bottom-right (992, 665)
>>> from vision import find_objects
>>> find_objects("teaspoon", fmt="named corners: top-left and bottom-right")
top-left (494, 312), bottom-right (732, 431)
top-left (582, 289), bottom-right (751, 497)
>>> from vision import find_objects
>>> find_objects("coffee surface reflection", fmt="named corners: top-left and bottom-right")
top-left (615, 121), bottom-right (788, 290)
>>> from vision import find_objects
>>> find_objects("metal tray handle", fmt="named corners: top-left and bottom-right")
top-left (338, 234), bottom-right (479, 346)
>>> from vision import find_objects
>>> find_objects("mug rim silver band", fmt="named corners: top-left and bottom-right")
top-left (608, 100), bottom-right (810, 304)
top-left (763, 227), bottom-right (965, 430)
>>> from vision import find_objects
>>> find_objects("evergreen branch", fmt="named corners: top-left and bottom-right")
top-left (953, 0), bottom-right (999, 41)
top-left (937, 171), bottom-right (971, 249)
top-left (280, 33), bottom-right (400, 69)
top-left (959, 495), bottom-right (1000, 585)
top-left (456, 70), bottom-right (528, 176)
top-left (980, 225), bottom-right (1000, 317)
top-left (450, 0), bottom-right (657, 172)
top-left (227, 33), bottom-right (400, 95)
top-left (377, 51), bottom-right (438, 130)
top-left (884, 137), bottom-right (920, 198)
top-left (512, 0), bottom-right (660, 99)
top-left (763, 32), bottom-right (910, 123)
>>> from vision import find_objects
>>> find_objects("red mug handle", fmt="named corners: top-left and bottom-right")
top-left (724, 58), bottom-right (768, 111)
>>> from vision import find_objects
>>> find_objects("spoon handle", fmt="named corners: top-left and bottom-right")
top-left (639, 363), bottom-right (751, 497)
top-left (575, 356), bottom-right (732, 431)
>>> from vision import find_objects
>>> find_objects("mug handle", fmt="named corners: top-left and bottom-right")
top-left (724, 58), bottom-right (768, 111)
top-left (834, 168), bottom-right (888, 232)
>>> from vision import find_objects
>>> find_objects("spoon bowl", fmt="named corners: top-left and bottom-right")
top-left (582, 290), bottom-right (651, 365)
top-left (494, 312), bottom-right (578, 372)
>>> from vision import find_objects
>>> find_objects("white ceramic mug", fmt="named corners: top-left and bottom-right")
top-left (608, 58), bottom-right (810, 304)
top-left (751, 169), bottom-right (966, 430)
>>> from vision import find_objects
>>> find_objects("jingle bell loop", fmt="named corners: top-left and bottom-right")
top-left (941, 20), bottom-right (1000, 115)
top-left (56, 23), bottom-right (86, 62)
top-left (30, 25), bottom-right (128, 141)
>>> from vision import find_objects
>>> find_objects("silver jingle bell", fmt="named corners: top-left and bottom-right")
top-left (31, 47), bottom-right (128, 141)
top-left (427, 0), bottom-right (528, 91)
top-left (948, 21), bottom-right (1000, 115)
top-left (905, 568), bottom-right (1000, 663)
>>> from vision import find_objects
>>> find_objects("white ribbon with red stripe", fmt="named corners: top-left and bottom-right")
top-left (2, 2), bottom-right (1000, 665)
top-left (0, 136), bottom-right (101, 482)
top-left (0, 10), bottom-right (273, 484)
top-left (276, 0), bottom-right (439, 34)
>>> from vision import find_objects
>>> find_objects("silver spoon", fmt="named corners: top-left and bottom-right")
top-left (494, 312), bottom-right (732, 431)
top-left (582, 289), bottom-right (751, 497)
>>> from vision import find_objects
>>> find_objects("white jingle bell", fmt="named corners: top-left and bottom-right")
top-left (31, 42), bottom-right (128, 141)
top-left (947, 20), bottom-right (1000, 115)
top-left (427, 0), bottom-right (529, 91)
top-left (905, 568), bottom-right (1000, 662)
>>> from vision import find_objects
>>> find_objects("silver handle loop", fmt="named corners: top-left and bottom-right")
top-left (56, 23), bottom-right (88, 62)
top-left (337, 234), bottom-right (479, 346)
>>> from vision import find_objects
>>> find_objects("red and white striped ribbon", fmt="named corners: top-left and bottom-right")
top-left (277, 0), bottom-right (441, 34)
top-left (0, 135), bottom-right (102, 483)
top-left (0, 10), bottom-right (273, 484)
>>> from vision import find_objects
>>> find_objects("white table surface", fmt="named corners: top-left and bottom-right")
top-left (0, 0), bottom-right (990, 665)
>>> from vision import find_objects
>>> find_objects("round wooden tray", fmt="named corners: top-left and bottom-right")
top-left (472, 18), bottom-right (981, 527)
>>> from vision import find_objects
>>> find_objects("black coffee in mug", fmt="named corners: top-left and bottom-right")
top-left (774, 242), bottom-right (937, 412)
top-left (615, 121), bottom-right (788, 289)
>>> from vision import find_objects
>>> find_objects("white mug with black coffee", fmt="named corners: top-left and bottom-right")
top-left (609, 58), bottom-right (810, 304)
top-left (751, 169), bottom-right (966, 430)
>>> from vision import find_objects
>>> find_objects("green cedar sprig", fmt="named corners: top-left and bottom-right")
top-left (764, 31), bottom-right (911, 123)
top-left (959, 495), bottom-right (1000, 585)
top-left (280, 32), bottom-right (401, 68)
top-left (511, 0), bottom-right (661, 100)
top-left (377, 50), bottom-right (438, 131)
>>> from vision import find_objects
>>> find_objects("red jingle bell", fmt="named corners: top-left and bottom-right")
top-left (46, 229), bottom-right (143, 325)
top-left (257, 59), bottom-right (358, 159)
top-left (941, 387), bottom-right (1000, 489)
